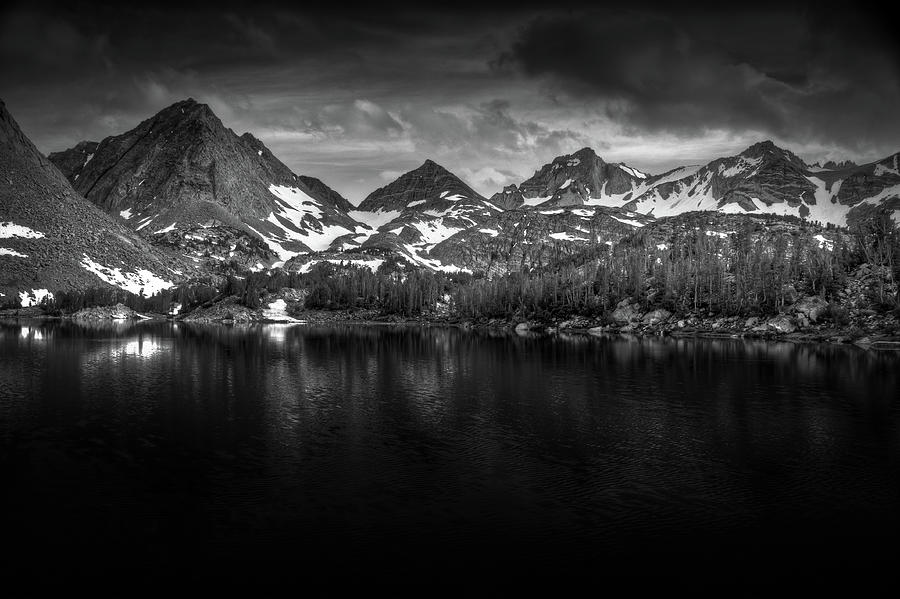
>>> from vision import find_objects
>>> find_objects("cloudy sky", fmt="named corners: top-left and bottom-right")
top-left (1, 0), bottom-right (898, 202)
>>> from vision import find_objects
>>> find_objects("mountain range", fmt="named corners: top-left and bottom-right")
top-left (2, 97), bottom-right (898, 304)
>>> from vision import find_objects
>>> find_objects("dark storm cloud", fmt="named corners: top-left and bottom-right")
top-left (1, 0), bottom-right (898, 199)
top-left (498, 4), bottom-right (900, 153)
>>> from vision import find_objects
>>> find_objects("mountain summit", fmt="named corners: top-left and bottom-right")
top-left (510, 147), bottom-right (648, 208)
top-left (348, 160), bottom-right (500, 272)
top-left (356, 159), bottom-right (484, 213)
top-left (49, 99), bottom-right (363, 266)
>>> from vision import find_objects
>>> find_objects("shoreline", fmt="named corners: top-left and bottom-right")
top-left (5, 308), bottom-right (899, 349)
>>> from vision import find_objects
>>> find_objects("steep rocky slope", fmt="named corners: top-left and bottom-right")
top-left (49, 99), bottom-right (366, 266)
top-left (489, 184), bottom-right (526, 210)
top-left (46, 140), bottom-right (99, 184)
top-left (0, 99), bottom-right (184, 306)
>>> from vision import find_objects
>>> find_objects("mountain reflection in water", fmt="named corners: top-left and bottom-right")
top-left (1, 321), bottom-right (898, 596)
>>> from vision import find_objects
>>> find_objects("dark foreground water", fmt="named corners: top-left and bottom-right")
top-left (1, 321), bottom-right (898, 596)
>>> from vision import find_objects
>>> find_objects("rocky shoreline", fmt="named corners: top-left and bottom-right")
top-left (4, 293), bottom-right (898, 349)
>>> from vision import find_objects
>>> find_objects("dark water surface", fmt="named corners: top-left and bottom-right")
top-left (1, 321), bottom-right (898, 596)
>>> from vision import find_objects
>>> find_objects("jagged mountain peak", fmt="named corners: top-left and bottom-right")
top-left (546, 146), bottom-right (603, 168)
top-left (739, 140), bottom-right (806, 168)
top-left (47, 99), bottom-right (363, 266)
top-left (514, 146), bottom-right (644, 208)
top-left (151, 98), bottom-right (229, 137)
top-left (489, 184), bottom-right (526, 210)
top-left (819, 159), bottom-right (859, 170)
top-left (744, 139), bottom-right (779, 152)
top-left (413, 158), bottom-right (458, 178)
top-left (159, 97), bottom-right (207, 115)
top-left (569, 146), bottom-right (600, 158)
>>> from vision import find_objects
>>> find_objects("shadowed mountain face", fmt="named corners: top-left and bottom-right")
top-left (46, 140), bottom-right (99, 183)
top-left (49, 99), bottom-right (363, 265)
top-left (489, 184), bottom-right (526, 210)
top-left (298, 175), bottom-right (355, 213)
top-left (0, 99), bottom-right (184, 304)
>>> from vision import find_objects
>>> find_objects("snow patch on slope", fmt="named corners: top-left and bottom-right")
top-left (814, 234), bottom-right (835, 250)
top-left (19, 289), bottom-right (53, 308)
top-left (153, 222), bottom-right (177, 234)
top-left (410, 219), bottom-right (464, 247)
top-left (611, 215), bottom-right (646, 228)
top-left (570, 208), bottom-right (596, 217)
top-left (348, 209), bottom-right (402, 229)
top-left (400, 244), bottom-right (470, 273)
top-left (873, 155), bottom-right (899, 177)
top-left (0, 222), bottom-right (45, 239)
top-left (619, 164), bottom-right (647, 179)
top-left (262, 299), bottom-right (301, 323)
top-left (252, 184), bottom-right (357, 260)
top-left (549, 232), bottom-right (582, 241)
top-left (135, 216), bottom-right (156, 231)
top-left (720, 155), bottom-right (762, 177)
top-left (80, 254), bottom-right (174, 296)
top-left (0, 248), bottom-right (28, 257)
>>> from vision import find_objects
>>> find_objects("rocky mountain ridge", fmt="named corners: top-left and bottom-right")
top-left (1, 99), bottom-right (186, 306)
top-left (48, 98), bottom-right (366, 268)
top-left (494, 147), bottom-right (647, 208)
top-left (42, 99), bottom-right (900, 279)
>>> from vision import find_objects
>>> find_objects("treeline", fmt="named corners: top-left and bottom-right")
top-left (35, 260), bottom-right (467, 318)
top-left (453, 213), bottom-right (897, 319)
top-left (23, 212), bottom-right (900, 321)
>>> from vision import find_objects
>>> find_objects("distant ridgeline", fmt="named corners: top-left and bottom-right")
top-left (1, 98), bottom-right (898, 334)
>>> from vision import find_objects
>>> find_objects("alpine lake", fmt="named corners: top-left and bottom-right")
top-left (2, 320), bottom-right (898, 596)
